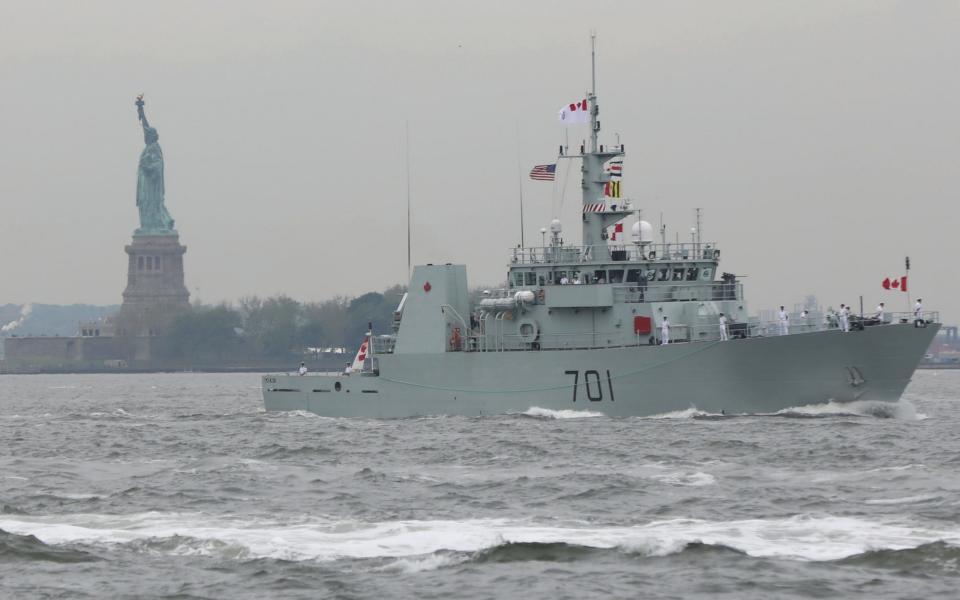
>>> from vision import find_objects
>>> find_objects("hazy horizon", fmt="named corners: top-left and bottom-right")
top-left (2, 1), bottom-right (957, 320)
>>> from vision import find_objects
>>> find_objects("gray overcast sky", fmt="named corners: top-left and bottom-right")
top-left (1, 0), bottom-right (958, 320)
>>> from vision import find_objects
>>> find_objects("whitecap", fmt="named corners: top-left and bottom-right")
top-left (522, 407), bottom-right (604, 419)
top-left (776, 399), bottom-right (926, 420)
top-left (864, 464), bottom-right (926, 474)
top-left (641, 407), bottom-right (719, 419)
top-left (864, 494), bottom-right (942, 505)
top-left (274, 410), bottom-right (337, 420)
top-left (379, 551), bottom-right (469, 573)
top-left (656, 471), bottom-right (717, 487)
top-left (2, 512), bottom-right (956, 565)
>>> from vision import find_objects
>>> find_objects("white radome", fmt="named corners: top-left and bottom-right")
top-left (632, 220), bottom-right (654, 244)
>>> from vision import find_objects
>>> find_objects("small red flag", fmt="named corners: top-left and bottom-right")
top-left (610, 222), bottom-right (624, 240)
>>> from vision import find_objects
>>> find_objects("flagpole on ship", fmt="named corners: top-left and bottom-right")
top-left (590, 30), bottom-right (598, 153)
top-left (516, 121), bottom-right (526, 248)
top-left (905, 255), bottom-right (911, 313)
top-left (405, 120), bottom-right (412, 277)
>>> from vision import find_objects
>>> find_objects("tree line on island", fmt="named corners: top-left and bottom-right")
top-left (156, 285), bottom-right (407, 365)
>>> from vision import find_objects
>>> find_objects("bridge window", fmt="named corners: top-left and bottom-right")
top-left (511, 272), bottom-right (524, 287)
top-left (672, 269), bottom-right (684, 281)
top-left (525, 272), bottom-right (537, 286)
top-left (593, 270), bottom-right (606, 283)
top-left (686, 268), bottom-right (698, 281)
top-left (657, 268), bottom-right (670, 281)
top-left (608, 269), bottom-right (624, 283)
top-left (626, 269), bottom-right (641, 283)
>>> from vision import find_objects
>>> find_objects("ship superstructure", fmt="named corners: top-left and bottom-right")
top-left (263, 45), bottom-right (939, 418)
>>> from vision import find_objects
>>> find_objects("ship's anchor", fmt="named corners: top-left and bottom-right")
top-left (846, 366), bottom-right (865, 387)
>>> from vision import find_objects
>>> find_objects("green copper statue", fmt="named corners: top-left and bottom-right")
top-left (134, 95), bottom-right (175, 234)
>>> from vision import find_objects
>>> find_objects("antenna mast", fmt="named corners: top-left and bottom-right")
top-left (589, 31), bottom-right (598, 153)
top-left (516, 122), bottom-right (525, 248)
top-left (695, 208), bottom-right (702, 254)
top-left (405, 121), bottom-right (411, 276)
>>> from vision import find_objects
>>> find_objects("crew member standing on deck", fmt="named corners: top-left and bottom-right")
top-left (914, 298), bottom-right (924, 327)
top-left (875, 302), bottom-right (885, 324)
top-left (298, 362), bottom-right (308, 376)
top-left (778, 306), bottom-right (789, 335)
top-left (719, 313), bottom-right (729, 341)
top-left (661, 316), bottom-right (670, 345)
top-left (842, 304), bottom-right (851, 332)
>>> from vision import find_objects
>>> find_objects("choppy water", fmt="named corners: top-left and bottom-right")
top-left (1, 371), bottom-right (959, 599)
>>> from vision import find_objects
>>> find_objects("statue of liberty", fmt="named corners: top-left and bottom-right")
top-left (134, 95), bottom-right (175, 233)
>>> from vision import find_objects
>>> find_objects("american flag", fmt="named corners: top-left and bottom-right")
top-left (529, 164), bottom-right (556, 181)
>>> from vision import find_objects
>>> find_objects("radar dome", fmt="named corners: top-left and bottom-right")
top-left (549, 219), bottom-right (562, 234)
top-left (632, 220), bottom-right (654, 244)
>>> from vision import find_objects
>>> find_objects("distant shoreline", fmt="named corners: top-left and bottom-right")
top-left (0, 365), bottom-right (314, 375)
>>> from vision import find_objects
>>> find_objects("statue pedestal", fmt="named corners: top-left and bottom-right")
top-left (118, 233), bottom-right (190, 337)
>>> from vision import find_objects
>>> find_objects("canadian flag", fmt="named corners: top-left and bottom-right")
top-left (558, 99), bottom-right (589, 124)
top-left (351, 332), bottom-right (370, 371)
top-left (882, 276), bottom-right (908, 292)
top-left (610, 222), bottom-right (623, 241)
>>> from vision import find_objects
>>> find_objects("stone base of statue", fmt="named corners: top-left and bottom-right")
top-left (117, 232), bottom-right (190, 338)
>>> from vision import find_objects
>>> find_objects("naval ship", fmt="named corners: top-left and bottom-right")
top-left (263, 57), bottom-right (939, 418)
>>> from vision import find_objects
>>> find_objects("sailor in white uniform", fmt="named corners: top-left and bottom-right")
top-left (840, 304), bottom-right (850, 332)
top-left (778, 306), bottom-right (789, 335)
top-left (718, 313), bottom-right (729, 341)
top-left (661, 316), bottom-right (670, 345)
top-left (875, 302), bottom-right (885, 324)
top-left (298, 362), bottom-right (308, 376)
top-left (914, 298), bottom-right (923, 327)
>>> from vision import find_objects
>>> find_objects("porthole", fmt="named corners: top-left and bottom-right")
top-left (335, 381), bottom-right (342, 392)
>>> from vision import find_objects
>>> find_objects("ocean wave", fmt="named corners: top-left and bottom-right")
top-left (267, 410), bottom-right (338, 420)
top-left (521, 407), bottom-right (604, 419)
top-left (838, 541), bottom-right (960, 575)
top-left (255, 444), bottom-right (333, 459)
top-left (641, 408), bottom-right (722, 419)
top-left (775, 399), bottom-right (926, 420)
top-left (2, 513), bottom-right (958, 567)
top-left (863, 494), bottom-right (943, 506)
top-left (0, 528), bottom-right (99, 563)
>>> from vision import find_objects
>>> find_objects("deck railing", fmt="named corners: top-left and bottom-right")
top-left (611, 282), bottom-right (743, 303)
top-left (358, 312), bottom-right (940, 357)
top-left (511, 242), bottom-right (720, 265)
top-left (459, 312), bottom-right (940, 353)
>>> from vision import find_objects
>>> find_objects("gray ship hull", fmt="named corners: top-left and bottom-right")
top-left (263, 322), bottom-right (938, 418)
